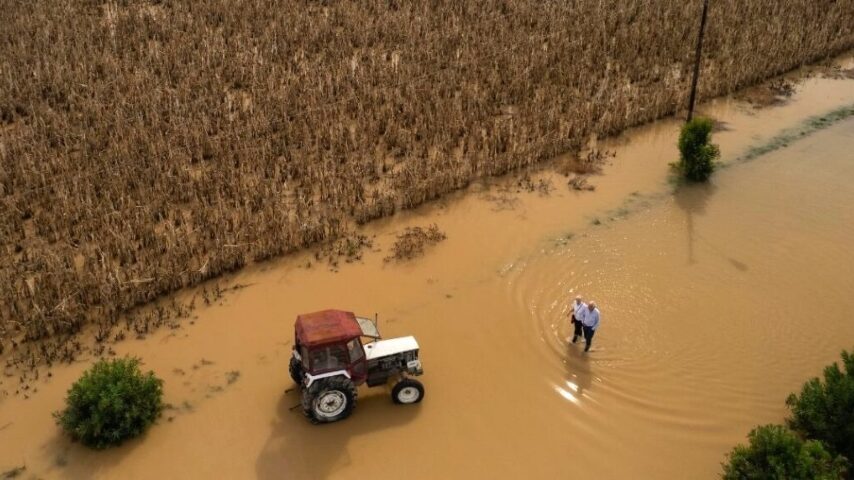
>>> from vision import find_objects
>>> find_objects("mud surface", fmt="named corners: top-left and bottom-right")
top-left (3, 60), bottom-right (854, 479)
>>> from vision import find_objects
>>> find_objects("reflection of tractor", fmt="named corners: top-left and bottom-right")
top-left (289, 309), bottom-right (425, 423)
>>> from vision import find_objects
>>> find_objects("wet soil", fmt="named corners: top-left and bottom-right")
top-left (2, 57), bottom-right (854, 479)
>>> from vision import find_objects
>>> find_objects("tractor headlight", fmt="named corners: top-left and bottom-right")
top-left (406, 359), bottom-right (423, 375)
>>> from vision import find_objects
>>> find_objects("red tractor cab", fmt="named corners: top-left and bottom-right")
top-left (289, 309), bottom-right (424, 423)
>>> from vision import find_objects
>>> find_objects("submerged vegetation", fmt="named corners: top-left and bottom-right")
top-left (722, 349), bottom-right (854, 479)
top-left (733, 104), bottom-right (854, 164)
top-left (385, 225), bottom-right (447, 262)
top-left (55, 358), bottom-right (163, 449)
top-left (1, 1), bottom-right (853, 356)
top-left (0, 466), bottom-right (26, 479)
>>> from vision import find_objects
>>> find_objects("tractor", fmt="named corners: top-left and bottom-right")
top-left (289, 309), bottom-right (425, 423)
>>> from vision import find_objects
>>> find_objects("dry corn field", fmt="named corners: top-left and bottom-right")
top-left (2, 0), bottom-right (853, 359)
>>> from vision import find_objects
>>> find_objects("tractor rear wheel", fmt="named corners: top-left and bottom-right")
top-left (302, 376), bottom-right (357, 423)
top-left (392, 378), bottom-right (424, 404)
top-left (289, 356), bottom-right (304, 385)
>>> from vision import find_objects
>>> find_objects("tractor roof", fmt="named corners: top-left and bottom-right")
top-left (295, 309), bottom-right (363, 346)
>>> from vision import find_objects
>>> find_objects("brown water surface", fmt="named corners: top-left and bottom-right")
top-left (2, 62), bottom-right (854, 479)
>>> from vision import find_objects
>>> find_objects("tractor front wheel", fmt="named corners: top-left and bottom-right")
top-left (302, 376), bottom-right (357, 423)
top-left (392, 378), bottom-right (424, 405)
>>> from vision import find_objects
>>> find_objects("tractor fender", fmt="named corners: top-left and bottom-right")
top-left (305, 370), bottom-right (350, 388)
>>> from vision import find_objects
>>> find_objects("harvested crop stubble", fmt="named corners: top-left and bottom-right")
top-left (1, 0), bottom-right (853, 349)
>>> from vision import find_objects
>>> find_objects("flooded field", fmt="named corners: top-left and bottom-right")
top-left (3, 62), bottom-right (854, 478)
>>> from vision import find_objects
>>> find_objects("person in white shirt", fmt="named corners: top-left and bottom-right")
top-left (568, 296), bottom-right (586, 344)
top-left (580, 301), bottom-right (601, 352)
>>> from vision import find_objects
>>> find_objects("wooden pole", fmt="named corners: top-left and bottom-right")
top-left (687, 0), bottom-right (709, 122)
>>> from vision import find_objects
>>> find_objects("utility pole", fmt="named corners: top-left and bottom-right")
top-left (687, 0), bottom-right (709, 122)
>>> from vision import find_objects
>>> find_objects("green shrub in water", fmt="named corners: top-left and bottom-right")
top-left (721, 424), bottom-right (847, 480)
top-left (786, 349), bottom-right (854, 465)
top-left (55, 358), bottom-right (163, 449)
top-left (677, 117), bottom-right (719, 182)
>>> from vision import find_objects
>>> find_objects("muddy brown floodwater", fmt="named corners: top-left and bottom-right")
top-left (3, 58), bottom-right (854, 479)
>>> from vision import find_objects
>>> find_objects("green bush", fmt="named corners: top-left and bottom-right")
top-left (55, 358), bottom-right (163, 449)
top-left (787, 349), bottom-right (854, 464)
top-left (722, 424), bottom-right (848, 480)
top-left (677, 117), bottom-right (720, 182)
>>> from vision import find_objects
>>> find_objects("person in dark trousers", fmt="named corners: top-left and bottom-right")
top-left (568, 296), bottom-right (586, 344)
top-left (579, 301), bottom-right (600, 353)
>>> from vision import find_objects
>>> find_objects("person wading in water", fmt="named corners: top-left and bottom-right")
top-left (567, 295), bottom-right (586, 344)
top-left (579, 301), bottom-right (601, 353)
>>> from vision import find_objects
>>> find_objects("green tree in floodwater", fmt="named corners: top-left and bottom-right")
top-left (677, 117), bottom-right (719, 182)
top-left (721, 424), bottom-right (848, 480)
top-left (786, 349), bottom-right (854, 466)
top-left (55, 358), bottom-right (163, 449)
